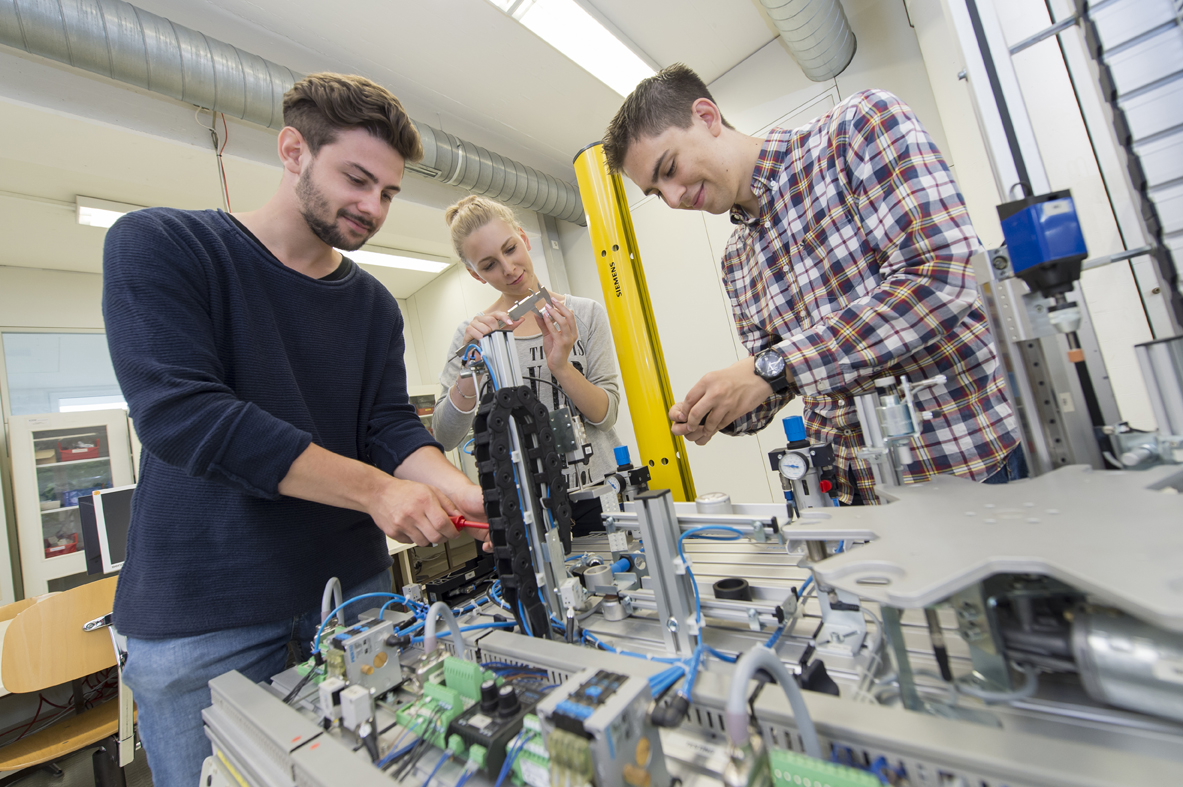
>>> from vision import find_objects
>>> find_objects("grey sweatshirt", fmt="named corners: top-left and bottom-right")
top-left (434, 295), bottom-right (623, 490)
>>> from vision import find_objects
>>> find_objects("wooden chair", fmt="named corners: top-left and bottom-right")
top-left (0, 577), bottom-right (131, 785)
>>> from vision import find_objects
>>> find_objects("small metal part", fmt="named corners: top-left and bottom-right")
top-left (602, 595), bottom-right (629, 621)
top-left (548, 407), bottom-right (579, 453)
top-left (84, 613), bottom-right (113, 632)
top-left (506, 285), bottom-right (554, 322)
top-left (694, 492), bottom-right (733, 516)
top-left (751, 519), bottom-right (767, 542)
top-left (583, 563), bottom-right (615, 594)
top-left (806, 540), bottom-right (827, 563)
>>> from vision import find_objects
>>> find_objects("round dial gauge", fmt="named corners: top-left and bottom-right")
top-left (779, 450), bottom-right (809, 481)
top-left (606, 473), bottom-right (625, 493)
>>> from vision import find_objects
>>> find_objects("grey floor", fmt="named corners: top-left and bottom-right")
top-left (8, 747), bottom-right (152, 787)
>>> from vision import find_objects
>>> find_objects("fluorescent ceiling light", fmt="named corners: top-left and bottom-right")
top-left (342, 247), bottom-right (451, 273)
top-left (76, 196), bottom-right (145, 228)
top-left (491, 0), bottom-right (654, 96)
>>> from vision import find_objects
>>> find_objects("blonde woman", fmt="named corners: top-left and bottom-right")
top-left (433, 196), bottom-right (622, 536)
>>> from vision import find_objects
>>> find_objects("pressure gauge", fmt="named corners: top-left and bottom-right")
top-left (606, 473), bottom-right (626, 494)
top-left (779, 450), bottom-right (809, 481)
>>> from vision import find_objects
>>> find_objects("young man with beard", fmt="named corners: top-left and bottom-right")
top-left (102, 73), bottom-right (486, 785)
top-left (602, 65), bottom-right (1024, 503)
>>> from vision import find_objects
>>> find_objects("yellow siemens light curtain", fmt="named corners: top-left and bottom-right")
top-left (573, 142), bottom-right (695, 501)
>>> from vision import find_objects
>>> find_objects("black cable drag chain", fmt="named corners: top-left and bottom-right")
top-left (472, 385), bottom-right (573, 638)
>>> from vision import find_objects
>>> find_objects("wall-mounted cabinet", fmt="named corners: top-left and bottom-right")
top-left (9, 410), bottom-right (134, 597)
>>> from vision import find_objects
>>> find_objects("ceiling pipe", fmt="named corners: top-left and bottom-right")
top-left (0, 0), bottom-right (585, 224)
top-left (758, 0), bottom-right (857, 82)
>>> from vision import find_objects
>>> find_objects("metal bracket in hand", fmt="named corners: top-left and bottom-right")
top-left (454, 286), bottom-right (557, 360)
top-left (506, 286), bottom-right (555, 323)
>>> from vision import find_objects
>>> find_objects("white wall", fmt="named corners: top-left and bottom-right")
top-left (563, 0), bottom-right (956, 503)
top-left (0, 267), bottom-right (105, 329)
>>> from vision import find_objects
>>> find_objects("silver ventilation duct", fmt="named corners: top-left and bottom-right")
top-left (0, 0), bottom-right (584, 224)
top-left (758, 0), bottom-right (857, 82)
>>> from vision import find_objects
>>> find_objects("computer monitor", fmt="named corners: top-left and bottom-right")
top-left (78, 484), bottom-right (134, 575)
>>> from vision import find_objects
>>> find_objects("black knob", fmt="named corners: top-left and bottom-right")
top-left (498, 685), bottom-right (521, 718)
top-left (480, 680), bottom-right (499, 713)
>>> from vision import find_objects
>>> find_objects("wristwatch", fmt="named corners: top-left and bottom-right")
top-left (754, 349), bottom-right (792, 394)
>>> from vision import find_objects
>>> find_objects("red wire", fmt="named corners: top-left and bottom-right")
top-left (0, 668), bottom-right (122, 743)
top-left (40, 693), bottom-right (71, 710)
top-left (219, 113), bottom-right (233, 212)
top-left (12, 696), bottom-right (45, 742)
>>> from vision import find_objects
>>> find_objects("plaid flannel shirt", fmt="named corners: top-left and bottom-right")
top-left (720, 90), bottom-right (1019, 503)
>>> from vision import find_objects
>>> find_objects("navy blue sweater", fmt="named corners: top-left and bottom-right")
top-left (103, 208), bottom-right (439, 638)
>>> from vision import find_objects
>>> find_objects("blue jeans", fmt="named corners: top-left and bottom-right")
top-left (983, 448), bottom-right (1029, 484)
top-left (123, 569), bottom-right (391, 787)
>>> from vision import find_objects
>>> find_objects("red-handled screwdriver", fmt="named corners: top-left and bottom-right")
top-left (450, 515), bottom-right (488, 531)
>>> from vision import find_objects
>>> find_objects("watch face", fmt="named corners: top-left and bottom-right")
top-left (755, 351), bottom-right (785, 379)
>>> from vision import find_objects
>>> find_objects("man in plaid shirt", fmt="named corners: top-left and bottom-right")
top-left (602, 64), bottom-right (1022, 503)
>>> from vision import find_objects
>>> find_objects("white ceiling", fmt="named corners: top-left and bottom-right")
top-left (0, 0), bottom-right (784, 297)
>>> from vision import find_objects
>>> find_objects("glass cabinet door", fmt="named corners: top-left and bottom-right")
top-left (33, 424), bottom-right (115, 559)
top-left (9, 411), bottom-right (134, 597)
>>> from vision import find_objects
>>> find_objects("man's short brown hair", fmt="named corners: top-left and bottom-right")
top-left (602, 63), bottom-right (732, 174)
top-left (283, 73), bottom-right (423, 162)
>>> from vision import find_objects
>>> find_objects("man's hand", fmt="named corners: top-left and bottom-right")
top-left (451, 483), bottom-right (494, 553)
top-left (669, 356), bottom-right (773, 445)
top-left (369, 477), bottom-right (461, 547)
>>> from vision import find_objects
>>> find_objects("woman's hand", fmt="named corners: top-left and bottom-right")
top-left (462, 310), bottom-right (521, 348)
top-left (451, 311), bottom-right (523, 409)
top-left (537, 295), bottom-right (577, 373)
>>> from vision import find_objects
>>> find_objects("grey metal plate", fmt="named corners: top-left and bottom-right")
top-left (1119, 77), bottom-right (1183, 142)
top-left (1104, 26), bottom-right (1183, 96)
top-left (783, 465), bottom-right (1183, 632)
top-left (1134, 132), bottom-right (1183, 189)
top-left (1090, 0), bottom-right (1176, 50)
top-left (1150, 179), bottom-right (1183, 235)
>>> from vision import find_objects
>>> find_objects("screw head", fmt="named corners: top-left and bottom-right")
top-left (993, 255), bottom-right (1010, 271)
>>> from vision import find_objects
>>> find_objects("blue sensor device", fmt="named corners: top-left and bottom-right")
top-left (996, 190), bottom-right (1087, 297)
